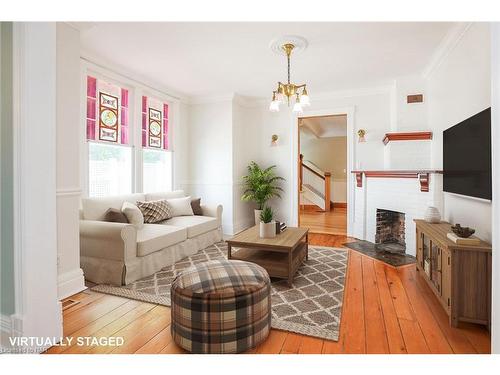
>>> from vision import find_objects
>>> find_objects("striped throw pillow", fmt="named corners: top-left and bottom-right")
top-left (136, 199), bottom-right (172, 223)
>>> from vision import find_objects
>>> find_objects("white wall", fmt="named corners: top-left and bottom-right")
top-left (490, 22), bottom-right (499, 355)
top-left (232, 95), bottom-right (263, 231)
top-left (55, 23), bottom-right (85, 299)
top-left (426, 23), bottom-right (492, 242)
top-left (185, 98), bottom-right (234, 233)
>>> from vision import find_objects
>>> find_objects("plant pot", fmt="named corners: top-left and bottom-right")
top-left (254, 209), bottom-right (263, 225)
top-left (260, 221), bottom-right (276, 238)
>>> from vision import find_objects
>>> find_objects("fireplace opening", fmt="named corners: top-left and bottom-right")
top-left (375, 209), bottom-right (406, 254)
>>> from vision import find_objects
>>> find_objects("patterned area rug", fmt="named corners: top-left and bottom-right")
top-left (92, 241), bottom-right (348, 341)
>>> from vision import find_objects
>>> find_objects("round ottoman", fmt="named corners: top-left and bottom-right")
top-left (171, 259), bottom-right (271, 354)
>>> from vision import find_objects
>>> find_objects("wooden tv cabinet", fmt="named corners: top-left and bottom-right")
top-left (414, 220), bottom-right (492, 328)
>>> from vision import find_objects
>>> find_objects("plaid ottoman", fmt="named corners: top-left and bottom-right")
top-left (171, 259), bottom-right (271, 354)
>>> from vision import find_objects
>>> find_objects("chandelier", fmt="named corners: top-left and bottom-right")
top-left (269, 43), bottom-right (310, 113)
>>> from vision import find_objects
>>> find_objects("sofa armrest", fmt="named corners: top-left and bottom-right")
top-left (80, 220), bottom-right (137, 262)
top-left (200, 204), bottom-right (223, 227)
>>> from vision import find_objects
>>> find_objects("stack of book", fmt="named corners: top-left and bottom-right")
top-left (275, 221), bottom-right (288, 234)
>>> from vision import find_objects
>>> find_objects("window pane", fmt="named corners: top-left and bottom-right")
top-left (143, 149), bottom-right (172, 193)
top-left (89, 142), bottom-right (132, 197)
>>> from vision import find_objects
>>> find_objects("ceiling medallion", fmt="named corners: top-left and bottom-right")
top-left (269, 36), bottom-right (310, 113)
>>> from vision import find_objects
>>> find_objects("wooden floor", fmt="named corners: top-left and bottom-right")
top-left (299, 206), bottom-right (347, 235)
top-left (46, 233), bottom-right (490, 354)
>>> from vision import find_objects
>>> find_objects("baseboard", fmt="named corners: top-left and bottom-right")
top-left (300, 202), bottom-right (347, 211)
top-left (58, 268), bottom-right (86, 300)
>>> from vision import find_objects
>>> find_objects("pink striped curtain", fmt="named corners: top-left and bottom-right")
top-left (142, 96), bottom-right (148, 147)
top-left (163, 103), bottom-right (169, 150)
top-left (86, 76), bottom-right (97, 140)
top-left (120, 88), bottom-right (129, 144)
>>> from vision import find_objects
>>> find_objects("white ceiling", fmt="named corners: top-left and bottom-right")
top-left (79, 22), bottom-right (454, 98)
top-left (300, 115), bottom-right (347, 139)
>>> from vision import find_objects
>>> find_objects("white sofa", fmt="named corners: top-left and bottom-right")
top-left (79, 190), bottom-right (222, 286)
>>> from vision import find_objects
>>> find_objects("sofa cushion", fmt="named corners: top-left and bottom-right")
top-left (136, 224), bottom-right (187, 257)
top-left (121, 202), bottom-right (144, 230)
top-left (137, 199), bottom-right (172, 223)
top-left (103, 208), bottom-right (129, 223)
top-left (82, 193), bottom-right (146, 220)
top-left (167, 196), bottom-right (194, 217)
top-left (190, 198), bottom-right (203, 216)
top-left (162, 216), bottom-right (218, 238)
top-left (146, 190), bottom-right (185, 202)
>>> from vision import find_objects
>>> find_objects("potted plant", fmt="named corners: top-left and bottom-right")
top-left (241, 161), bottom-right (285, 224)
top-left (259, 206), bottom-right (276, 238)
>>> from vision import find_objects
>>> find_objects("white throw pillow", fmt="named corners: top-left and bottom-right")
top-left (121, 201), bottom-right (144, 229)
top-left (167, 196), bottom-right (194, 217)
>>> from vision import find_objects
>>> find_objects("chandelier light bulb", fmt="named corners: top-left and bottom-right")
top-left (269, 93), bottom-right (280, 112)
top-left (292, 94), bottom-right (302, 113)
top-left (301, 87), bottom-right (310, 107)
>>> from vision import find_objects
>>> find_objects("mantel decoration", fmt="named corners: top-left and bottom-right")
top-left (242, 161), bottom-right (285, 224)
top-left (269, 38), bottom-right (310, 113)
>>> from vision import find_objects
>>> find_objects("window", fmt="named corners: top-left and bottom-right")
top-left (86, 76), bottom-right (132, 197)
top-left (142, 95), bottom-right (172, 193)
top-left (143, 149), bottom-right (173, 193)
top-left (88, 142), bottom-right (132, 197)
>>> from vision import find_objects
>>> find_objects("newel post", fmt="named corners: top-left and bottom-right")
top-left (324, 172), bottom-right (331, 212)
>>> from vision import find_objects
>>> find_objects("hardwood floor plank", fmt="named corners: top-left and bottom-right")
top-left (337, 251), bottom-right (365, 353)
top-left (398, 318), bottom-right (431, 354)
top-left (63, 295), bottom-right (130, 336)
top-left (385, 266), bottom-right (415, 321)
top-left (299, 207), bottom-right (347, 235)
top-left (64, 302), bottom-right (158, 354)
top-left (297, 336), bottom-right (324, 354)
top-left (460, 324), bottom-right (491, 354)
top-left (361, 257), bottom-right (389, 353)
top-left (135, 326), bottom-right (173, 354)
top-left (281, 333), bottom-right (303, 354)
top-left (62, 290), bottom-right (105, 317)
top-left (373, 262), bottom-right (407, 354)
top-left (45, 299), bottom-right (141, 354)
top-left (255, 330), bottom-right (288, 354)
top-left (111, 310), bottom-right (171, 354)
top-left (398, 267), bottom-right (454, 354)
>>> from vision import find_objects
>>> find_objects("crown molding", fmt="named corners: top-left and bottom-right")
top-left (422, 22), bottom-right (473, 79)
top-left (80, 50), bottom-right (188, 103)
top-left (187, 93), bottom-right (235, 105)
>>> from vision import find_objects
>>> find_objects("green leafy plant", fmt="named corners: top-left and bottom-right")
top-left (241, 161), bottom-right (285, 210)
top-left (260, 206), bottom-right (274, 223)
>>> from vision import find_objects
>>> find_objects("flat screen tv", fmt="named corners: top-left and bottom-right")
top-left (443, 107), bottom-right (491, 200)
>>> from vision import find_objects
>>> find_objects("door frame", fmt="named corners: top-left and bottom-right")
top-left (291, 107), bottom-right (356, 236)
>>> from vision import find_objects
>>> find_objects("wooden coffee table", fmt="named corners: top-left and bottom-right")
top-left (226, 226), bottom-right (309, 287)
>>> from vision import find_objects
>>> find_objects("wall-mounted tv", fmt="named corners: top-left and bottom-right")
top-left (443, 107), bottom-right (491, 200)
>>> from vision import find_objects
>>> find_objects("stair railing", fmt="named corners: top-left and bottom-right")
top-left (299, 154), bottom-right (332, 211)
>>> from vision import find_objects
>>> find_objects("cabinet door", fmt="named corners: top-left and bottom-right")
top-left (441, 248), bottom-right (451, 312)
top-left (430, 242), bottom-right (442, 295)
top-left (416, 229), bottom-right (423, 268)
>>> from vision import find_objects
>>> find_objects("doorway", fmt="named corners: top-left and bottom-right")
top-left (298, 114), bottom-right (348, 235)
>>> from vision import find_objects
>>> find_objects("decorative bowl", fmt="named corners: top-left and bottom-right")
top-left (451, 224), bottom-right (475, 238)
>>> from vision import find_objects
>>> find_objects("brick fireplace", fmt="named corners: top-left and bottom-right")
top-left (375, 209), bottom-right (406, 253)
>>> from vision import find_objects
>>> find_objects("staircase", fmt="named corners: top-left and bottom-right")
top-left (299, 154), bottom-right (331, 211)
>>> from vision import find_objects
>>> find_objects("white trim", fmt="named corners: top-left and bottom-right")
top-left (57, 268), bottom-right (86, 300)
top-left (10, 22), bottom-right (62, 350)
top-left (80, 53), bottom-right (184, 103)
top-left (422, 22), bottom-right (472, 79)
top-left (291, 107), bottom-right (356, 236)
top-left (56, 187), bottom-right (82, 197)
top-left (491, 22), bottom-right (500, 354)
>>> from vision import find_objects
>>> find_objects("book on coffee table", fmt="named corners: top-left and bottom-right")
top-left (446, 232), bottom-right (481, 245)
